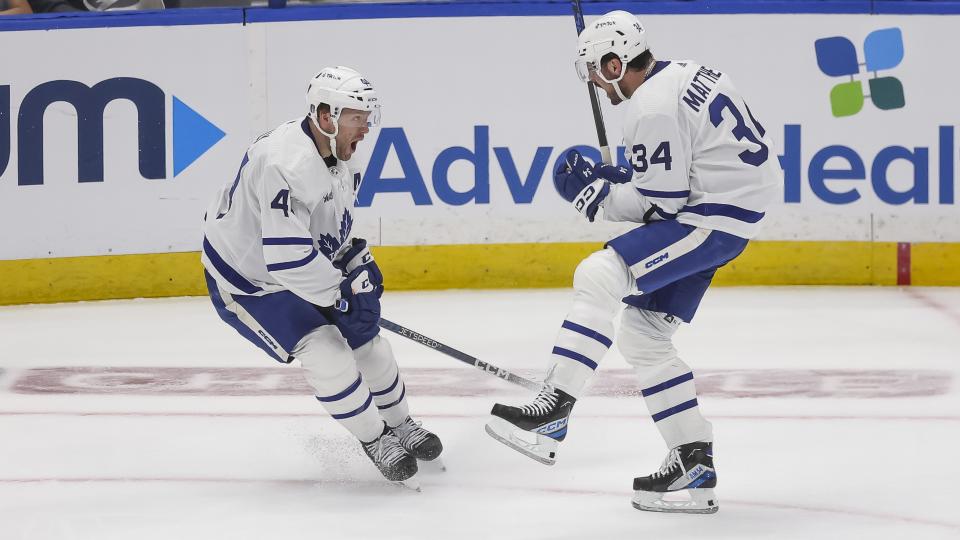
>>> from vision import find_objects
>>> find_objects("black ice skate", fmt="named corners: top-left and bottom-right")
top-left (362, 425), bottom-right (419, 489)
top-left (391, 416), bottom-right (443, 461)
top-left (632, 441), bottom-right (718, 514)
top-left (485, 387), bottom-right (576, 466)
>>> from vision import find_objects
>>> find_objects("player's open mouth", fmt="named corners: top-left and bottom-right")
top-left (350, 137), bottom-right (363, 151)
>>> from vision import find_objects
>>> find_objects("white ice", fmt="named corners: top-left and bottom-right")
top-left (1, 286), bottom-right (959, 539)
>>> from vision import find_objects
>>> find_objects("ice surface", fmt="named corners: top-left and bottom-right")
top-left (1, 287), bottom-right (958, 539)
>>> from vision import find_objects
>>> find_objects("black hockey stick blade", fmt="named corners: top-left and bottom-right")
top-left (379, 317), bottom-right (541, 391)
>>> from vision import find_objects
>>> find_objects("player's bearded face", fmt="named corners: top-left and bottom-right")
top-left (335, 109), bottom-right (373, 161)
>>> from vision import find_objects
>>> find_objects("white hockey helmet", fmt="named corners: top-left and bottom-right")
top-left (306, 66), bottom-right (381, 139)
top-left (574, 11), bottom-right (648, 85)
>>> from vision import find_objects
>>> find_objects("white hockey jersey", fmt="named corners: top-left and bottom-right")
top-left (201, 118), bottom-right (359, 307)
top-left (603, 60), bottom-right (781, 239)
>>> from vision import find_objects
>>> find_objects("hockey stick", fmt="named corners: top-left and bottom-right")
top-left (572, 0), bottom-right (612, 164)
top-left (378, 317), bottom-right (541, 391)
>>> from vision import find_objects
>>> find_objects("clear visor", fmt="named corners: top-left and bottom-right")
top-left (336, 107), bottom-right (381, 129)
top-left (574, 58), bottom-right (599, 83)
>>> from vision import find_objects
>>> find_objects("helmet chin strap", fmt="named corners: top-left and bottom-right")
top-left (311, 113), bottom-right (343, 162)
top-left (598, 60), bottom-right (630, 102)
top-left (613, 79), bottom-right (629, 102)
top-left (605, 54), bottom-right (655, 103)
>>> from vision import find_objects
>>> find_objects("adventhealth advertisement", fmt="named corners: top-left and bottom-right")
top-left (1, 13), bottom-right (957, 261)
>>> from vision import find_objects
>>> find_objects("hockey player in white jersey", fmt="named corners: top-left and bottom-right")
top-left (201, 66), bottom-right (442, 486)
top-left (485, 11), bottom-right (781, 513)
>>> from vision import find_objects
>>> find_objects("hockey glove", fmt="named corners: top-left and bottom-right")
top-left (553, 149), bottom-right (610, 222)
top-left (593, 162), bottom-right (632, 184)
top-left (334, 237), bottom-right (383, 293)
top-left (332, 267), bottom-right (382, 348)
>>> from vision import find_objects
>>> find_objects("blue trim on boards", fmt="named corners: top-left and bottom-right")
top-left (0, 8), bottom-right (241, 32)
top-left (246, 1), bottom-right (872, 23)
top-left (873, 0), bottom-right (960, 14)
top-left (3, 2), bottom-right (960, 33)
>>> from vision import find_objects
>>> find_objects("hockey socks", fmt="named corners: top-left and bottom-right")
top-left (545, 250), bottom-right (628, 397)
top-left (356, 336), bottom-right (411, 427)
top-left (637, 359), bottom-right (713, 449)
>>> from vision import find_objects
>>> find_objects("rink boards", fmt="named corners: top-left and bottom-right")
top-left (1, 2), bottom-right (959, 304)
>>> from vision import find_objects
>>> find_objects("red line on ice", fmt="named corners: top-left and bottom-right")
top-left (904, 287), bottom-right (960, 327)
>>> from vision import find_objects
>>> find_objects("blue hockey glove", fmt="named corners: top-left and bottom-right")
top-left (332, 267), bottom-right (382, 348)
top-left (334, 238), bottom-right (383, 288)
top-left (593, 162), bottom-right (632, 184)
top-left (553, 149), bottom-right (610, 222)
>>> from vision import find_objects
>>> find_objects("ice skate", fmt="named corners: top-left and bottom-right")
top-left (362, 425), bottom-right (419, 489)
top-left (485, 387), bottom-right (576, 465)
top-left (391, 416), bottom-right (444, 471)
top-left (631, 441), bottom-right (718, 514)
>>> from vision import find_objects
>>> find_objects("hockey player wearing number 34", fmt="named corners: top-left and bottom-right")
top-left (486, 11), bottom-right (781, 514)
top-left (201, 66), bottom-right (441, 489)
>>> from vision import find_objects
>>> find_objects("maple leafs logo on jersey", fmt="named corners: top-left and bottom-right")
top-left (318, 210), bottom-right (354, 260)
top-left (318, 234), bottom-right (339, 260)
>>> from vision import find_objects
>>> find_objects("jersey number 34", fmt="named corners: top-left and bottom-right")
top-left (631, 92), bottom-right (768, 173)
top-left (709, 93), bottom-right (768, 167)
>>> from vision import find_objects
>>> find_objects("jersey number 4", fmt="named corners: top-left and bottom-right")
top-left (709, 93), bottom-right (768, 167)
top-left (271, 189), bottom-right (291, 217)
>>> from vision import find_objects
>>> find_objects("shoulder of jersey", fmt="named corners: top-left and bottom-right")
top-left (258, 119), bottom-right (330, 188)
top-left (633, 60), bottom-right (702, 116)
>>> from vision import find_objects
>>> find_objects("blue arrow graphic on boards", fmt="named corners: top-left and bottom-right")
top-left (173, 96), bottom-right (226, 177)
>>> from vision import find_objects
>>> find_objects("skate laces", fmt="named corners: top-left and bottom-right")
top-left (652, 448), bottom-right (683, 479)
top-left (393, 417), bottom-right (431, 450)
top-left (520, 389), bottom-right (559, 416)
top-left (364, 433), bottom-right (408, 466)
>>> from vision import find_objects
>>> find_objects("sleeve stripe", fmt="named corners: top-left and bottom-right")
top-left (637, 187), bottom-right (691, 198)
top-left (263, 237), bottom-right (314, 246)
top-left (266, 249), bottom-right (319, 272)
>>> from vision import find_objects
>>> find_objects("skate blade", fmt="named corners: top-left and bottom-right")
top-left (484, 417), bottom-right (558, 466)
top-left (631, 488), bottom-right (718, 514)
top-left (393, 478), bottom-right (421, 492)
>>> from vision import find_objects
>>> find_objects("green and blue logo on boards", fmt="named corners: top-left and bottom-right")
top-left (814, 28), bottom-right (905, 117)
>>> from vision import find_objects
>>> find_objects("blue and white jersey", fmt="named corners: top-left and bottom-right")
top-left (202, 118), bottom-right (359, 308)
top-left (602, 60), bottom-right (781, 239)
